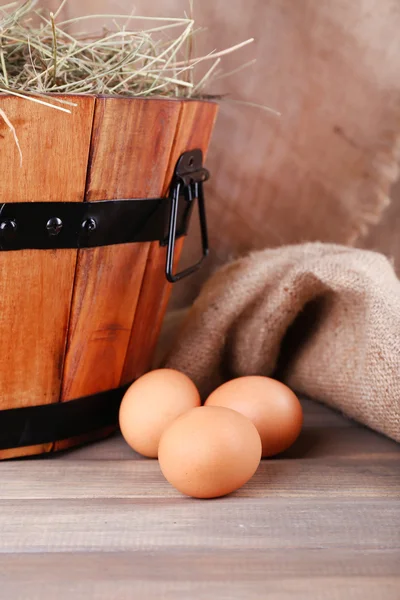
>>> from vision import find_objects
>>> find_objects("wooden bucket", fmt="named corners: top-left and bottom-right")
top-left (0, 95), bottom-right (217, 459)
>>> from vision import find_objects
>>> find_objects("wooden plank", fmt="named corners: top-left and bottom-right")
top-left (1, 456), bottom-right (399, 499)
top-left (55, 97), bottom-right (181, 451)
top-left (0, 550), bottom-right (399, 600)
top-left (0, 497), bottom-right (398, 552)
top-left (121, 99), bottom-right (218, 383)
top-left (1, 548), bottom-right (398, 580)
top-left (1, 577), bottom-right (399, 600)
top-left (55, 424), bottom-right (400, 462)
top-left (54, 396), bottom-right (400, 461)
top-left (0, 95), bottom-right (95, 459)
top-left (279, 425), bottom-right (400, 460)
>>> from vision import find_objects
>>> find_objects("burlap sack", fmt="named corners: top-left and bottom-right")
top-left (166, 243), bottom-right (400, 442)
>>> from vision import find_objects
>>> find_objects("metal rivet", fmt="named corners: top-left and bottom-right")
top-left (0, 219), bottom-right (17, 242)
top-left (81, 217), bottom-right (97, 232)
top-left (0, 219), bottom-right (17, 239)
top-left (46, 217), bottom-right (63, 236)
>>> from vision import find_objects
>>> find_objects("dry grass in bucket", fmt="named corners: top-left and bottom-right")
top-left (0, 0), bottom-right (266, 108)
top-left (0, 0), bottom-right (279, 159)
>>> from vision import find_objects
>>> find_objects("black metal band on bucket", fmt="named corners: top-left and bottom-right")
top-left (0, 385), bottom-right (129, 450)
top-left (0, 197), bottom-right (190, 250)
top-left (0, 149), bottom-right (210, 283)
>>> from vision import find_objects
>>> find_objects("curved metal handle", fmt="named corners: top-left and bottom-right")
top-left (165, 180), bottom-right (209, 283)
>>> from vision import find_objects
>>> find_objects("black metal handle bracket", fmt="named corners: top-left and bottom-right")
top-left (164, 149), bottom-right (210, 283)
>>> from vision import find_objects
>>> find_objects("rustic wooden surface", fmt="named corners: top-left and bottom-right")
top-left (0, 94), bottom-right (95, 459)
top-left (1, 397), bottom-right (399, 600)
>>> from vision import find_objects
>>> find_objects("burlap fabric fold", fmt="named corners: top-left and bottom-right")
top-left (166, 243), bottom-right (400, 442)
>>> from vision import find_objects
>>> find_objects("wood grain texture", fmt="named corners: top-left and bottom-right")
top-left (60, 97), bottom-right (181, 401)
top-left (0, 397), bottom-right (399, 599)
top-left (0, 95), bottom-right (95, 459)
top-left (121, 100), bottom-right (218, 383)
top-left (1, 551), bottom-right (399, 600)
top-left (1, 548), bottom-right (398, 581)
top-left (1, 569), bottom-right (399, 600)
top-left (0, 496), bottom-right (399, 552)
top-left (54, 424), bottom-right (400, 463)
top-left (55, 98), bottom-right (182, 452)
top-left (1, 456), bottom-right (399, 500)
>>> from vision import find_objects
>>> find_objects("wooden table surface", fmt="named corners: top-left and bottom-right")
top-left (1, 398), bottom-right (399, 600)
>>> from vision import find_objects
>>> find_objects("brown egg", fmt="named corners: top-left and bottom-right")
top-left (119, 369), bottom-right (200, 458)
top-left (205, 376), bottom-right (303, 457)
top-left (158, 405), bottom-right (262, 498)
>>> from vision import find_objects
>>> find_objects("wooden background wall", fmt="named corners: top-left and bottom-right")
top-left (41, 0), bottom-right (400, 308)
